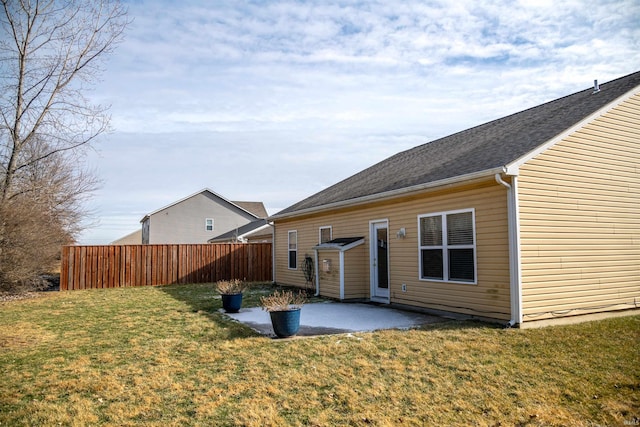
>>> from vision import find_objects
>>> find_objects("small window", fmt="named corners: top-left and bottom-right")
top-left (418, 209), bottom-right (476, 283)
top-left (319, 226), bottom-right (332, 244)
top-left (288, 230), bottom-right (297, 269)
top-left (205, 218), bottom-right (214, 231)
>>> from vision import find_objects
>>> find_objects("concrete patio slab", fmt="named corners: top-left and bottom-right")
top-left (224, 301), bottom-right (446, 338)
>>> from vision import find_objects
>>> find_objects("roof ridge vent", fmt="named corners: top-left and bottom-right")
top-left (593, 79), bottom-right (600, 93)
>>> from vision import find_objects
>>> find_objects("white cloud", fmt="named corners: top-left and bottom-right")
top-left (81, 0), bottom-right (640, 243)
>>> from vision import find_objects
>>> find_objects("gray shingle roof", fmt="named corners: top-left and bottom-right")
top-left (275, 71), bottom-right (640, 217)
top-left (208, 218), bottom-right (271, 242)
top-left (232, 201), bottom-right (268, 218)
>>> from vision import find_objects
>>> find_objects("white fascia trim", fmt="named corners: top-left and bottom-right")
top-left (313, 238), bottom-right (365, 252)
top-left (239, 223), bottom-right (272, 240)
top-left (504, 85), bottom-right (640, 175)
top-left (270, 168), bottom-right (504, 221)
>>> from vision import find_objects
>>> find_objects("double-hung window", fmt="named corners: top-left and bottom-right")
top-left (418, 209), bottom-right (476, 283)
top-left (319, 226), bottom-right (332, 244)
top-left (205, 218), bottom-right (214, 231)
top-left (288, 230), bottom-right (297, 269)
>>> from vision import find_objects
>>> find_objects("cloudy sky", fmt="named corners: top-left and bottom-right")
top-left (79, 0), bottom-right (639, 244)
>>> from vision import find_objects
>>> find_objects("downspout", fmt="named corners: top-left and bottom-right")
top-left (272, 224), bottom-right (276, 283)
top-left (495, 173), bottom-right (523, 327)
top-left (339, 251), bottom-right (345, 300)
top-left (313, 249), bottom-right (320, 296)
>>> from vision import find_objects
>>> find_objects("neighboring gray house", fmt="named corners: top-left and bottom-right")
top-left (110, 229), bottom-right (142, 245)
top-left (141, 188), bottom-right (267, 244)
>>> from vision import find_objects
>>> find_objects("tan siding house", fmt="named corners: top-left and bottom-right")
top-left (517, 93), bottom-right (640, 322)
top-left (275, 181), bottom-right (512, 320)
top-left (271, 71), bottom-right (640, 327)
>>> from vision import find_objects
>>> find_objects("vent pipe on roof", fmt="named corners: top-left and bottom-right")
top-left (593, 79), bottom-right (600, 93)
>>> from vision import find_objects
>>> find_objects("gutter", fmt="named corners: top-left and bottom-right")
top-left (495, 172), bottom-right (523, 327)
top-left (269, 167), bottom-right (505, 221)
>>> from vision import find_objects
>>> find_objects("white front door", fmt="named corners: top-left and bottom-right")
top-left (370, 220), bottom-right (389, 301)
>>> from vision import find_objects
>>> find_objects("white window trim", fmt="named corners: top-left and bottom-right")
top-left (288, 230), bottom-right (298, 270)
top-left (205, 218), bottom-right (214, 231)
top-left (319, 226), bottom-right (332, 244)
top-left (418, 208), bottom-right (477, 285)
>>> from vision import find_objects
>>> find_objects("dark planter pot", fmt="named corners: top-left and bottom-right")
top-left (269, 308), bottom-right (301, 338)
top-left (221, 293), bottom-right (243, 313)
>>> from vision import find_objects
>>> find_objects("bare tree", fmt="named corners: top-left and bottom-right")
top-left (0, 140), bottom-right (99, 290)
top-left (0, 0), bottom-right (128, 291)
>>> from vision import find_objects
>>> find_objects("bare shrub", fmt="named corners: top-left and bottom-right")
top-left (0, 196), bottom-right (71, 292)
top-left (260, 289), bottom-right (307, 312)
top-left (214, 279), bottom-right (247, 295)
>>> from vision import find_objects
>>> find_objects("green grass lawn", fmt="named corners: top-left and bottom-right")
top-left (1, 283), bottom-right (638, 426)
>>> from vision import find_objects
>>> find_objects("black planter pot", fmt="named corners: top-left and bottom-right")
top-left (221, 293), bottom-right (243, 313)
top-left (269, 308), bottom-right (301, 338)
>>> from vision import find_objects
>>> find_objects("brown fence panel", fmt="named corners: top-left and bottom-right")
top-left (60, 243), bottom-right (273, 291)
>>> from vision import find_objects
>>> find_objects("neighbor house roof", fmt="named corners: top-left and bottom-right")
top-left (207, 218), bottom-right (272, 242)
top-left (273, 71), bottom-right (640, 219)
top-left (110, 229), bottom-right (142, 245)
top-left (231, 201), bottom-right (268, 218)
top-left (140, 188), bottom-right (263, 222)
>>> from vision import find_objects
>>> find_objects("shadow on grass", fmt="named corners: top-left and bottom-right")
top-left (159, 282), bottom-right (497, 340)
top-left (157, 282), bottom-right (252, 340)
top-left (158, 282), bottom-right (312, 340)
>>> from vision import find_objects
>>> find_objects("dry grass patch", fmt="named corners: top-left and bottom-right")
top-left (0, 321), bottom-right (56, 350)
top-left (0, 283), bottom-right (638, 426)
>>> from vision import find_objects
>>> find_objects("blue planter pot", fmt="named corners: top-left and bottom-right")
top-left (269, 308), bottom-right (301, 338)
top-left (221, 293), bottom-right (243, 313)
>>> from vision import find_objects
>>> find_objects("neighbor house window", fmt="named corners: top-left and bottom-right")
top-left (319, 226), bottom-right (332, 243)
top-left (418, 209), bottom-right (476, 283)
top-left (288, 230), bottom-right (297, 269)
top-left (205, 218), bottom-right (214, 231)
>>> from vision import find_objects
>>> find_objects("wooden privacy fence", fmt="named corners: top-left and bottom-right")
top-left (60, 243), bottom-right (272, 291)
